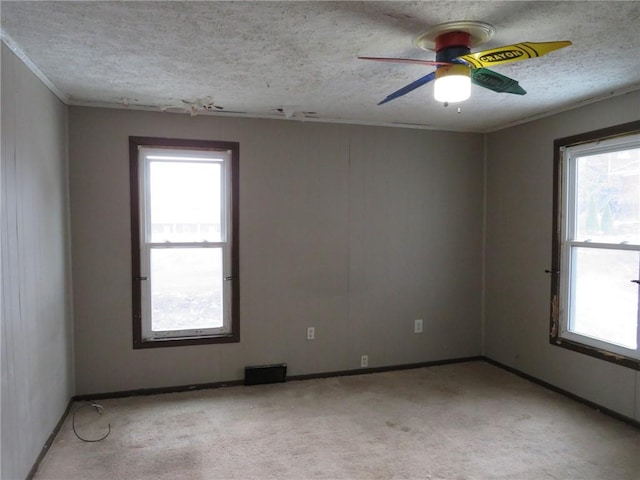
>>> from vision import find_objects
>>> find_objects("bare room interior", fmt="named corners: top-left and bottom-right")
top-left (1, 2), bottom-right (639, 479)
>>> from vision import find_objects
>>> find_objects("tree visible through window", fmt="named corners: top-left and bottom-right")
top-left (129, 137), bottom-right (239, 348)
top-left (550, 122), bottom-right (640, 369)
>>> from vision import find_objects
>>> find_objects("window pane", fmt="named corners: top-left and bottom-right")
top-left (149, 161), bottom-right (222, 242)
top-left (150, 248), bottom-right (224, 331)
top-left (575, 148), bottom-right (640, 244)
top-left (570, 247), bottom-right (639, 349)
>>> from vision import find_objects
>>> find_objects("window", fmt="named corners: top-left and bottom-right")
top-left (129, 137), bottom-right (239, 348)
top-left (550, 121), bottom-right (640, 369)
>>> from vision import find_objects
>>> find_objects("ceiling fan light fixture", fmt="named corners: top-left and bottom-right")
top-left (433, 64), bottom-right (471, 103)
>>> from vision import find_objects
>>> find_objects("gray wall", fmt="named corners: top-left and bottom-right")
top-left (484, 90), bottom-right (640, 421)
top-left (68, 107), bottom-right (485, 395)
top-left (1, 44), bottom-right (74, 479)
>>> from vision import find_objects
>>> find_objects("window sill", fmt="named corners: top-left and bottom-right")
top-left (133, 333), bottom-right (239, 349)
top-left (550, 336), bottom-right (640, 371)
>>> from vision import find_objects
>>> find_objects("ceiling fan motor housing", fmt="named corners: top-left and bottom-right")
top-left (435, 31), bottom-right (472, 63)
top-left (433, 31), bottom-right (473, 103)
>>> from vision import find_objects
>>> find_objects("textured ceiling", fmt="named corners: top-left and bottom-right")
top-left (1, 1), bottom-right (639, 132)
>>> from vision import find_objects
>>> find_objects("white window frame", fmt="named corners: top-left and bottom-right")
top-left (139, 147), bottom-right (233, 341)
top-left (552, 123), bottom-right (640, 369)
top-left (130, 137), bottom-right (239, 348)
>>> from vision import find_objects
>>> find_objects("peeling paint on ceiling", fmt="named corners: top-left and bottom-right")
top-left (1, 1), bottom-right (639, 131)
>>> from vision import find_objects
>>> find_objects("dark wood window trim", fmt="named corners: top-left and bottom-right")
top-left (549, 120), bottom-right (640, 370)
top-left (129, 136), bottom-right (240, 349)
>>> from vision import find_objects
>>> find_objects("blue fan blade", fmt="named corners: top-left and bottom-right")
top-left (378, 71), bottom-right (436, 105)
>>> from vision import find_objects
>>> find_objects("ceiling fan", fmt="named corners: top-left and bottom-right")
top-left (359, 21), bottom-right (571, 105)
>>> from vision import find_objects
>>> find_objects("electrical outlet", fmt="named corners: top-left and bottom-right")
top-left (360, 355), bottom-right (368, 368)
top-left (414, 319), bottom-right (423, 334)
top-left (307, 327), bottom-right (315, 340)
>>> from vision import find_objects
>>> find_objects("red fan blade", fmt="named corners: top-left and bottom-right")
top-left (358, 56), bottom-right (453, 67)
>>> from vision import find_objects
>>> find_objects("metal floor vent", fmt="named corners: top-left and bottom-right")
top-left (244, 364), bottom-right (287, 386)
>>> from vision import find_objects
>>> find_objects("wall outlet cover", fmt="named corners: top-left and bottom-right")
top-left (414, 319), bottom-right (424, 333)
top-left (360, 355), bottom-right (369, 368)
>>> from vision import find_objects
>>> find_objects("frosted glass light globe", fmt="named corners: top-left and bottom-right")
top-left (434, 65), bottom-right (471, 103)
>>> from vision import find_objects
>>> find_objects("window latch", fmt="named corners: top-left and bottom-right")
top-left (134, 276), bottom-right (148, 281)
top-left (545, 269), bottom-right (560, 275)
top-left (631, 280), bottom-right (640, 285)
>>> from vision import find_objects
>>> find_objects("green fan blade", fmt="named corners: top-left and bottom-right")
top-left (471, 68), bottom-right (526, 95)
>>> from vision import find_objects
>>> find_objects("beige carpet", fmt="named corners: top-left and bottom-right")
top-left (34, 361), bottom-right (640, 480)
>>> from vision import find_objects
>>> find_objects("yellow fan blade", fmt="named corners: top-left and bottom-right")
top-left (458, 41), bottom-right (572, 68)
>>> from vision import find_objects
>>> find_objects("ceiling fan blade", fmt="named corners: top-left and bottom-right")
top-left (359, 56), bottom-right (452, 67)
top-left (458, 41), bottom-right (571, 68)
top-left (377, 71), bottom-right (436, 105)
top-left (471, 68), bottom-right (526, 95)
